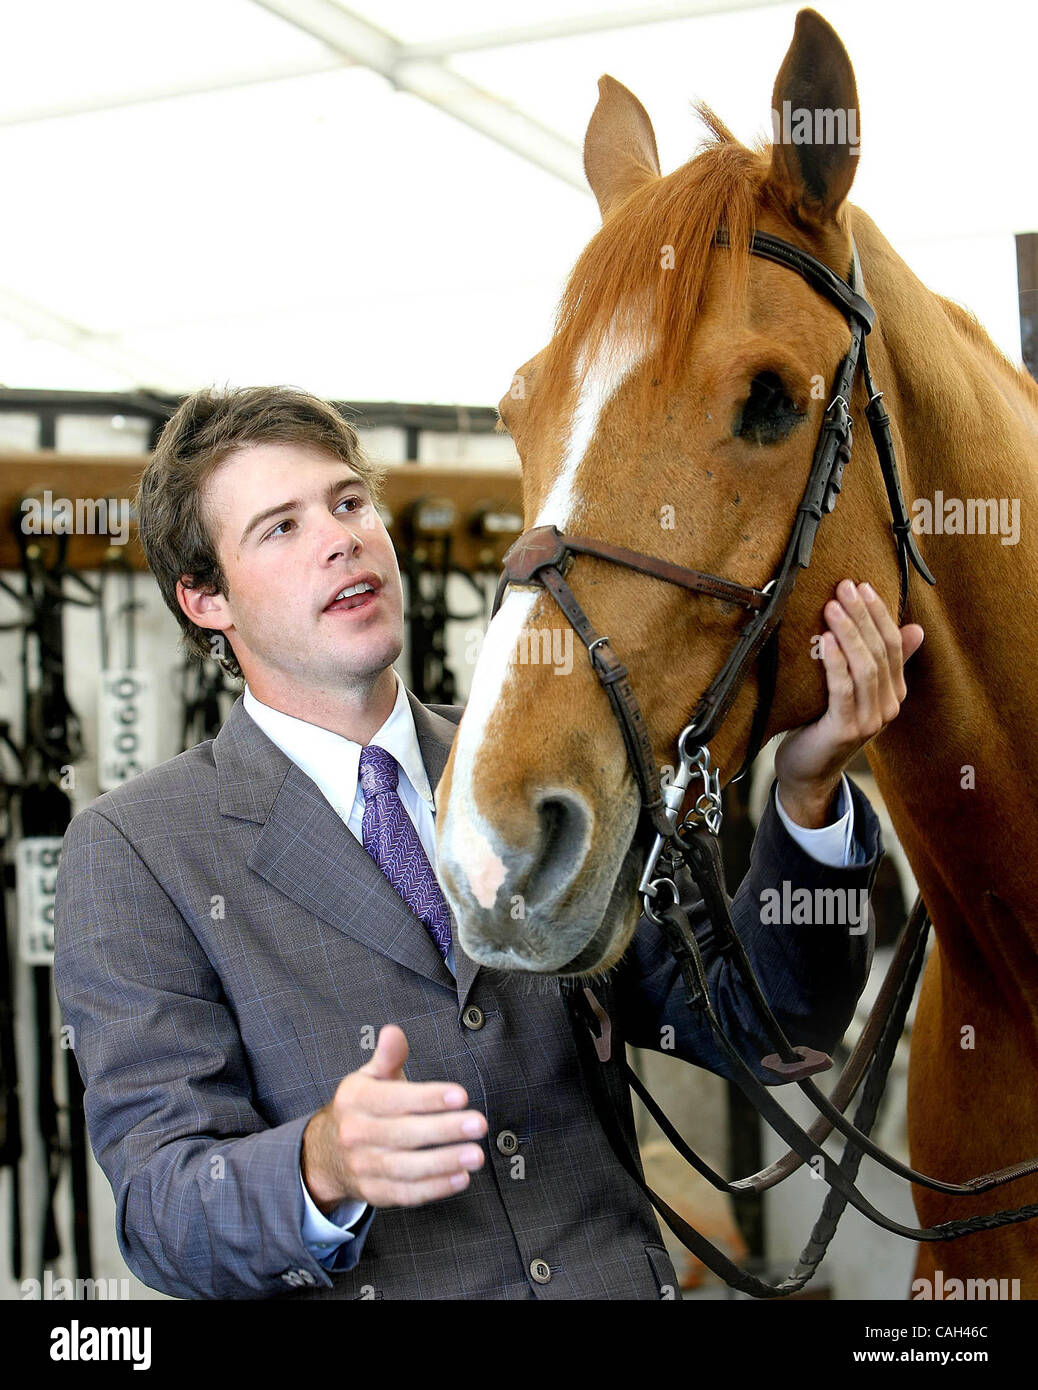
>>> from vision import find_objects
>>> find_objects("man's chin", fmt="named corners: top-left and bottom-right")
top-left (321, 636), bottom-right (404, 688)
top-left (238, 634), bottom-right (403, 693)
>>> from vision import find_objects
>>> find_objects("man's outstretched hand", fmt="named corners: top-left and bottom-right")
top-left (301, 1024), bottom-right (487, 1215)
top-left (773, 579), bottom-right (925, 828)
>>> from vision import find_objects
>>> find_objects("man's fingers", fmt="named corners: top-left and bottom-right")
top-left (779, 579), bottom-right (921, 793)
top-left (859, 582), bottom-right (926, 703)
top-left (354, 1170), bottom-right (475, 1209)
top-left (824, 598), bottom-right (883, 728)
top-left (832, 580), bottom-right (900, 718)
top-left (356, 1025), bottom-right (471, 1112)
top-left (350, 1140), bottom-right (486, 1187)
top-left (825, 581), bottom-right (924, 738)
top-left (835, 580), bottom-right (888, 670)
top-left (358, 1023), bottom-right (410, 1081)
top-left (858, 581), bottom-right (908, 694)
top-left (819, 630), bottom-right (856, 725)
top-left (338, 1106), bottom-right (487, 1151)
top-left (343, 1072), bottom-right (473, 1117)
top-left (900, 623), bottom-right (925, 664)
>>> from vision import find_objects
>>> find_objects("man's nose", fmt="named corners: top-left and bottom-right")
top-left (317, 516), bottom-right (363, 560)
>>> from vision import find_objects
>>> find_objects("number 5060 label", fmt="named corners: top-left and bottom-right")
top-left (99, 668), bottom-right (158, 790)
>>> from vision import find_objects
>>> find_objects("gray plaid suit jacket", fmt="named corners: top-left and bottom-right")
top-left (53, 691), bottom-right (882, 1300)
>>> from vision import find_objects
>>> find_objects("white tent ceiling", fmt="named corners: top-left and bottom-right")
top-left (0, 0), bottom-right (1034, 409)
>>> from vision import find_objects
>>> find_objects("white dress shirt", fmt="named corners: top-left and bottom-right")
top-left (775, 774), bottom-right (860, 867)
top-left (241, 675), bottom-right (858, 1268)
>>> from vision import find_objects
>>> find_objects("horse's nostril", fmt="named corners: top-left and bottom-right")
top-left (532, 792), bottom-right (590, 904)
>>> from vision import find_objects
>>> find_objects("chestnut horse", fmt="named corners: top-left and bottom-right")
top-left (436, 9), bottom-right (1038, 1295)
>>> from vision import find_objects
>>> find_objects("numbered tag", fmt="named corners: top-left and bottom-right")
top-left (99, 668), bottom-right (159, 790)
top-left (16, 836), bottom-right (64, 965)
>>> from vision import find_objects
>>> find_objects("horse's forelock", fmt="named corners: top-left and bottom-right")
top-left (691, 99), bottom-right (737, 147)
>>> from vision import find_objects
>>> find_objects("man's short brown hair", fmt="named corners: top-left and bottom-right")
top-left (136, 385), bottom-right (386, 680)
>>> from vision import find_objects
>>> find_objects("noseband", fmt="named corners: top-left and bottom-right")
top-left (492, 229), bottom-right (936, 898)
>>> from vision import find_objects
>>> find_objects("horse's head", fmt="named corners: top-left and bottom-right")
top-left (437, 9), bottom-right (902, 975)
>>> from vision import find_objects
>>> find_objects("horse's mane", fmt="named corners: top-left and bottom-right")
top-left (936, 294), bottom-right (1038, 411)
top-left (541, 103), bottom-right (770, 420)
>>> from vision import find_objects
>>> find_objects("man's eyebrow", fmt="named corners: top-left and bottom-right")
top-left (239, 475), bottom-right (368, 546)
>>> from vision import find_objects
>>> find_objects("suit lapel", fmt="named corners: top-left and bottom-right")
top-left (406, 691), bottom-right (482, 1010)
top-left (214, 693), bottom-right (480, 1003)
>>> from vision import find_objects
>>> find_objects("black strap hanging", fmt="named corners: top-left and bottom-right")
top-left (13, 508), bottom-right (94, 1282)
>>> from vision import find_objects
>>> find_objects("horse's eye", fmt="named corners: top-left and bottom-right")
top-left (733, 371), bottom-right (805, 445)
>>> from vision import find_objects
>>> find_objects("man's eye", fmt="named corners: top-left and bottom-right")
top-left (336, 496), bottom-right (364, 513)
top-left (265, 519), bottom-right (293, 540)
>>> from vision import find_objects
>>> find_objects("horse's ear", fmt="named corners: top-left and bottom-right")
top-left (768, 9), bottom-right (860, 227)
top-left (584, 75), bottom-right (661, 221)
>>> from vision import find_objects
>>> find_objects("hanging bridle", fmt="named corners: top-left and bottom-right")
top-left (490, 230), bottom-right (1038, 1296)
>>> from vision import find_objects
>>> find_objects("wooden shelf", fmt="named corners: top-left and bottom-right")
top-left (0, 454), bottom-right (523, 573)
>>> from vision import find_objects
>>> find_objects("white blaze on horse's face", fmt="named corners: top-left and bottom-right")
top-left (542, 314), bottom-right (652, 531)
top-left (438, 316), bottom-right (651, 970)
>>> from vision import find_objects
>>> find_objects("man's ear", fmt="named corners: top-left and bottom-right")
top-left (767, 8), bottom-right (860, 230)
top-left (176, 576), bottom-right (231, 634)
top-left (584, 74), bottom-right (661, 222)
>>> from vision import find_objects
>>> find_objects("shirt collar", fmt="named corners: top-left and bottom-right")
top-left (241, 670), bottom-right (434, 809)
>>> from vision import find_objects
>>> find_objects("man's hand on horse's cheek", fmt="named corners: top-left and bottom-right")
top-left (772, 578), bottom-right (924, 829)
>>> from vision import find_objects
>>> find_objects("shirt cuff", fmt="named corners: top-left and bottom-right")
top-left (300, 1168), bottom-right (369, 1261)
top-left (774, 772), bottom-right (856, 868)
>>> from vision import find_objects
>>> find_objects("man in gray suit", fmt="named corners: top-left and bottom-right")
top-left (54, 385), bottom-right (921, 1300)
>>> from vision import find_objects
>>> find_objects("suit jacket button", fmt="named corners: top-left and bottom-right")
top-left (462, 1005), bottom-right (485, 1030)
top-left (496, 1130), bottom-right (519, 1155)
top-left (529, 1259), bottom-right (552, 1284)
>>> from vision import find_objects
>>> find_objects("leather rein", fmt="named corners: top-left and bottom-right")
top-left (490, 230), bottom-right (1038, 1295)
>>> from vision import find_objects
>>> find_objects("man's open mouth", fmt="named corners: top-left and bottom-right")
top-left (323, 577), bottom-right (380, 613)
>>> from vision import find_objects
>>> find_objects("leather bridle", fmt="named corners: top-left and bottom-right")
top-left (490, 230), bottom-right (1038, 1295)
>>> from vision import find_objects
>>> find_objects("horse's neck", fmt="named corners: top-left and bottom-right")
top-left (853, 213), bottom-right (1038, 975)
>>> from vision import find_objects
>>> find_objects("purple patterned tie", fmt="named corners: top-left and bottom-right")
top-left (358, 744), bottom-right (453, 962)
